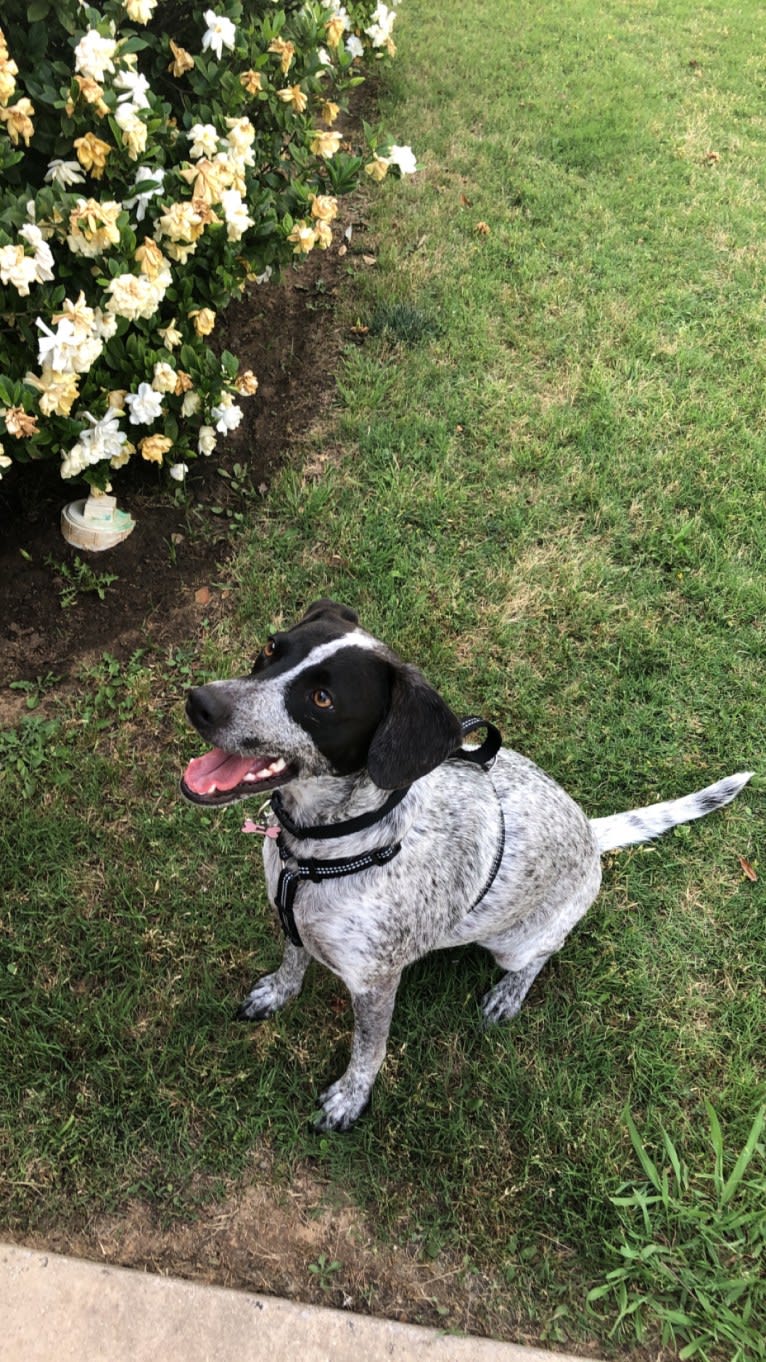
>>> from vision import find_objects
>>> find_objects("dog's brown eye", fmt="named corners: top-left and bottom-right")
top-left (262, 638), bottom-right (276, 658)
top-left (311, 688), bottom-right (334, 710)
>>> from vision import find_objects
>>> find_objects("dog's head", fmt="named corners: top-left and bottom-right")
top-left (181, 599), bottom-right (463, 804)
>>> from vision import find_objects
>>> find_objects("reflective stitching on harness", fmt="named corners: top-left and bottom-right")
top-left (274, 838), bottom-right (402, 948)
top-left (271, 714), bottom-right (505, 948)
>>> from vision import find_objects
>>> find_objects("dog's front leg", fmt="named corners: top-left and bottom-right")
top-left (238, 939), bottom-right (310, 1021)
top-left (316, 976), bottom-right (400, 1133)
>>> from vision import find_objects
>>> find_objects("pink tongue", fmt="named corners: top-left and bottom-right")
top-left (184, 746), bottom-right (261, 794)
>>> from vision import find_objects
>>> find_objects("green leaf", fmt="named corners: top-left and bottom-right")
top-left (623, 1108), bottom-right (662, 1192)
top-left (721, 1106), bottom-right (765, 1207)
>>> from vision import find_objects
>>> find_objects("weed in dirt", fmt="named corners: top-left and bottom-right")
top-left (9, 673), bottom-right (62, 711)
top-left (45, 555), bottom-right (119, 609)
top-left (308, 1253), bottom-right (344, 1293)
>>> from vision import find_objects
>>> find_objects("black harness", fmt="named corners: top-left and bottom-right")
top-left (269, 718), bottom-right (504, 949)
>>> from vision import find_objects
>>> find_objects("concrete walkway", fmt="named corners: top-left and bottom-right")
top-left (1, 1242), bottom-right (596, 1362)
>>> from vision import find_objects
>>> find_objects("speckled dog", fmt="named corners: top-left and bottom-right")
top-left (181, 599), bottom-right (751, 1132)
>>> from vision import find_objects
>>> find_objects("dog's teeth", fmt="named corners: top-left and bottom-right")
top-left (244, 772), bottom-right (259, 782)
top-left (272, 758), bottom-right (286, 772)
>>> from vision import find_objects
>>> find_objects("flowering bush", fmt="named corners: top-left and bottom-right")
top-left (0, 0), bottom-right (412, 489)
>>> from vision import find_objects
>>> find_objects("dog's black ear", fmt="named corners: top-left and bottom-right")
top-left (300, 599), bottom-right (359, 626)
top-left (367, 663), bottom-right (462, 789)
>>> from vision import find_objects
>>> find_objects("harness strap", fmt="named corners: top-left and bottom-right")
top-left (270, 784), bottom-right (410, 841)
top-left (270, 713), bottom-right (504, 948)
top-left (467, 800), bottom-right (506, 911)
top-left (274, 836), bottom-right (401, 948)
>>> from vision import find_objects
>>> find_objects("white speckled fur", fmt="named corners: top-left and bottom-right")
top-left (188, 609), bottom-right (751, 1132)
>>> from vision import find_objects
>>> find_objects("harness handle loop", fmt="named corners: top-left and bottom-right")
top-left (452, 716), bottom-right (503, 769)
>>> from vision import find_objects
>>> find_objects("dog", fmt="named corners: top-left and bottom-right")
top-left (181, 599), bottom-right (752, 1132)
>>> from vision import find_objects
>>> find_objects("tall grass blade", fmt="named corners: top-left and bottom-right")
top-left (720, 1106), bottom-right (765, 1208)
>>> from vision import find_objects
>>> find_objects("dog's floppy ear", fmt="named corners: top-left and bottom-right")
top-left (300, 599), bottom-right (359, 626)
top-left (367, 662), bottom-right (463, 789)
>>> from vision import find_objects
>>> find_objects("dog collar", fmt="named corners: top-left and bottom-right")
top-left (269, 714), bottom-right (504, 950)
top-left (270, 784), bottom-right (411, 841)
top-left (270, 716), bottom-right (502, 842)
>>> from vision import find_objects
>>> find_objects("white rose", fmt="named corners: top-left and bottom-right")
top-left (197, 425), bottom-right (217, 455)
top-left (125, 382), bottom-right (165, 424)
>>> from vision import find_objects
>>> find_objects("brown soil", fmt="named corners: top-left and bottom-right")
top-left (15, 1158), bottom-right (516, 1343)
top-left (0, 215), bottom-right (366, 705)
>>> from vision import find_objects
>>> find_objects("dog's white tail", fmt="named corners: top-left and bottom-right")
top-left (590, 772), bottom-right (753, 853)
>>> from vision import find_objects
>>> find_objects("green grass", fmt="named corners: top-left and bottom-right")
top-left (2, 0), bottom-right (765, 1355)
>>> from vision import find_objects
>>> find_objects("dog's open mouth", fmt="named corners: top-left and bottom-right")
top-left (180, 747), bottom-right (295, 806)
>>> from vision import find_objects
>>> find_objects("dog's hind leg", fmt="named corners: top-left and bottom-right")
top-left (316, 975), bottom-right (401, 1133)
top-left (478, 872), bottom-right (600, 1025)
top-left (238, 940), bottom-right (310, 1021)
top-left (480, 956), bottom-right (551, 1025)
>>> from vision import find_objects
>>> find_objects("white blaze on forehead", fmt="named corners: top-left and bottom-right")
top-left (198, 629), bottom-right (385, 769)
top-left (269, 628), bottom-right (381, 691)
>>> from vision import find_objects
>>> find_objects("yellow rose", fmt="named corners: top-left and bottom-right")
top-left (168, 39), bottom-right (194, 76)
top-left (310, 130), bottom-right (342, 159)
top-left (139, 434), bottom-right (173, 463)
top-left (287, 221), bottom-right (317, 254)
top-left (310, 193), bottom-right (338, 223)
top-left (239, 69), bottom-right (262, 96)
top-left (365, 155), bottom-right (390, 182)
top-left (268, 38), bottom-right (294, 74)
top-left (0, 97), bottom-right (35, 147)
top-left (74, 131), bottom-right (111, 179)
top-left (325, 16), bottom-right (346, 47)
top-left (4, 405), bottom-right (39, 438)
top-left (277, 84), bottom-right (308, 114)
top-left (174, 370), bottom-right (193, 395)
top-left (320, 101), bottom-right (340, 126)
top-left (189, 307), bottom-right (216, 336)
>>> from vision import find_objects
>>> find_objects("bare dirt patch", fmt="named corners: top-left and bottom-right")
top-left (14, 1157), bottom-right (511, 1341)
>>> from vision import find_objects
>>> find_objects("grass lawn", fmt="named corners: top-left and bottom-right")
top-left (1, 0), bottom-right (765, 1355)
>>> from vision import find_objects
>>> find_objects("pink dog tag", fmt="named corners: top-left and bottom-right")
top-left (242, 819), bottom-right (280, 838)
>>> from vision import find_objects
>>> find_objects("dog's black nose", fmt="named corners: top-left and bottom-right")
top-left (186, 685), bottom-right (231, 732)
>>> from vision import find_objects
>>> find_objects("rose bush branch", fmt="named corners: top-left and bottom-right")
top-left (0, 0), bottom-right (414, 489)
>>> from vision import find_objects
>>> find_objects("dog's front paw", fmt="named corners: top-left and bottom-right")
top-left (238, 971), bottom-right (295, 1021)
top-left (314, 1076), bottom-right (371, 1133)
